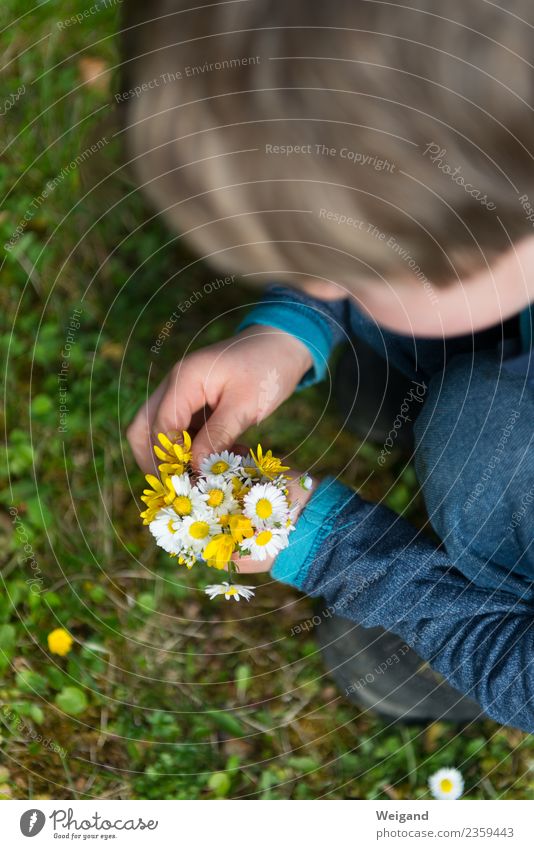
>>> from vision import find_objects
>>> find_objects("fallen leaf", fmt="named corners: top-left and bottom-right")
top-left (78, 57), bottom-right (110, 93)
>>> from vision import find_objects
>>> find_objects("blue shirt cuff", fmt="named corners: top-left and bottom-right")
top-left (271, 477), bottom-right (353, 589)
top-left (237, 302), bottom-right (334, 387)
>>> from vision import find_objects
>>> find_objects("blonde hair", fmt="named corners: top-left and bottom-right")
top-left (121, 0), bottom-right (534, 288)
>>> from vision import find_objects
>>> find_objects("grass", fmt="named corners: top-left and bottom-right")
top-left (0, 0), bottom-right (533, 800)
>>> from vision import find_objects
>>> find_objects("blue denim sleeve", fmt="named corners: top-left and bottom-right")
top-left (237, 284), bottom-right (351, 387)
top-left (273, 478), bottom-right (534, 732)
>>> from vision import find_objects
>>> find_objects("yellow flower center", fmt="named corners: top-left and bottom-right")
top-left (167, 520), bottom-right (177, 533)
top-left (207, 488), bottom-right (224, 507)
top-left (256, 530), bottom-right (273, 546)
top-left (211, 460), bottom-right (229, 474)
top-left (226, 586), bottom-right (238, 597)
top-left (256, 498), bottom-right (273, 519)
top-left (174, 495), bottom-right (192, 515)
top-left (439, 779), bottom-right (453, 793)
top-left (189, 521), bottom-right (210, 540)
top-left (244, 465), bottom-right (257, 477)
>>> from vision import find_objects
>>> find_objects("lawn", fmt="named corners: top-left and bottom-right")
top-left (0, 0), bottom-right (532, 800)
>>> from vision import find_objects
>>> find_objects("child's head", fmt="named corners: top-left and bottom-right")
top-left (122, 0), bottom-right (534, 335)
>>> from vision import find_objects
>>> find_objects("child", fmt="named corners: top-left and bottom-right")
top-left (123, 0), bottom-right (534, 731)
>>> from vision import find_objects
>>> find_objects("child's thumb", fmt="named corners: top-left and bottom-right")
top-left (192, 399), bottom-right (252, 468)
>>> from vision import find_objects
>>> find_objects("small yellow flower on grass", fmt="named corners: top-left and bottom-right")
top-left (47, 628), bottom-right (73, 657)
top-left (250, 444), bottom-right (289, 480)
top-left (428, 768), bottom-right (464, 800)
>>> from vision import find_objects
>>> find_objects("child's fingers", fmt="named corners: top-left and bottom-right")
top-left (232, 554), bottom-right (274, 574)
top-left (126, 376), bottom-right (169, 474)
top-left (191, 394), bottom-right (254, 468)
top-left (150, 363), bottom-right (207, 448)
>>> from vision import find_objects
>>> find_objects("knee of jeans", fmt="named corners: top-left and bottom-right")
top-left (413, 351), bottom-right (531, 548)
top-left (413, 364), bottom-right (465, 540)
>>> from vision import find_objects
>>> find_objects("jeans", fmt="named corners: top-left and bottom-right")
top-left (345, 304), bottom-right (534, 591)
top-left (243, 285), bottom-right (534, 731)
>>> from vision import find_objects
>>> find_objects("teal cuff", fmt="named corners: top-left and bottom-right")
top-left (271, 477), bottom-right (352, 589)
top-left (237, 303), bottom-right (334, 387)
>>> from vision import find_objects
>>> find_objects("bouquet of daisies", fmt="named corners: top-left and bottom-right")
top-left (139, 432), bottom-right (304, 601)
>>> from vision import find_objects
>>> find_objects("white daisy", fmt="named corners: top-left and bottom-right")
top-left (177, 513), bottom-right (220, 554)
top-left (200, 450), bottom-right (242, 479)
top-left (240, 528), bottom-right (288, 560)
top-left (169, 473), bottom-right (205, 518)
top-left (204, 582), bottom-right (255, 602)
top-left (428, 768), bottom-right (464, 800)
top-left (197, 475), bottom-right (238, 517)
top-left (149, 506), bottom-right (184, 555)
top-left (244, 482), bottom-right (289, 528)
top-left (239, 453), bottom-right (261, 484)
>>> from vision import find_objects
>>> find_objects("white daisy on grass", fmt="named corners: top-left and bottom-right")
top-left (149, 506), bottom-right (184, 555)
top-left (204, 582), bottom-right (255, 602)
top-left (197, 475), bottom-right (238, 517)
top-left (428, 768), bottom-right (464, 800)
top-left (177, 513), bottom-right (221, 554)
top-left (169, 473), bottom-right (205, 518)
top-left (244, 482), bottom-right (289, 528)
top-left (240, 528), bottom-right (288, 560)
top-left (200, 450), bottom-right (242, 479)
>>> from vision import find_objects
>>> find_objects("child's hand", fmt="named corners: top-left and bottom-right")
top-left (233, 473), bottom-right (318, 574)
top-left (127, 326), bottom-right (312, 473)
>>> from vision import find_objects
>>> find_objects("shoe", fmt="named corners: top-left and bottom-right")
top-left (316, 614), bottom-right (483, 723)
top-left (334, 341), bottom-right (416, 451)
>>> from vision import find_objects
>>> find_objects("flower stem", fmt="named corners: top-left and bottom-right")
top-left (228, 560), bottom-right (239, 583)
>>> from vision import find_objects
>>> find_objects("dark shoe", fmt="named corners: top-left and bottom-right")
top-left (316, 614), bottom-right (483, 723)
top-left (334, 341), bottom-right (416, 451)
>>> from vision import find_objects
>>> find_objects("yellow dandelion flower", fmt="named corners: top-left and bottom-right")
top-left (202, 534), bottom-right (235, 570)
top-left (47, 628), bottom-right (73, 657)
top-left (140, 474), bottom-right (176, 524)
top-left (227, 514), bottom-right (254, 544)
top-left (250, 444), bottom-right (290, 480)
top-left (154, 431), bottom-right (192, 476)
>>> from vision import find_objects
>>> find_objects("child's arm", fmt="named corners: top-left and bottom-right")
top-left (127, 325), bottom-right (312, 472)
top-left (238, 283), bottom-right (351, 387)
top-left (128, 284), bottom-right (350, 472)
top-left (269, 478), bottom-right (534, 733)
